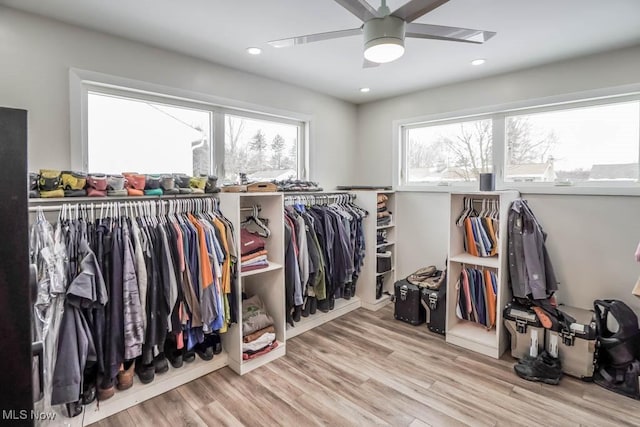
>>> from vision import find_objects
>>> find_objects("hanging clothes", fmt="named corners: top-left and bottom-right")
top-left (30, 198), bottom-right (237, 417)
top-left (456, 266), bottom-right (497, 329)
top-left (283, 195), bottom-right (367, 327)
top-left (507, 198), bottom-right (558, 300)
top-left (31, 208), bottom-right (70, 415)
top-left (457, 197), bottom-right (500, 257)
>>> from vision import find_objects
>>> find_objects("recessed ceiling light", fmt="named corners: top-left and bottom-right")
top-left (360, 87), bottom-right (371, 93)
top-left (246, 47), bottom-right (262, 55)
top-left (471, 58), bottom-right (486, 66)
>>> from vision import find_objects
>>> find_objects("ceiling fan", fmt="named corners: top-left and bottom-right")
top-left (268, 0), bottom-right (496, 67)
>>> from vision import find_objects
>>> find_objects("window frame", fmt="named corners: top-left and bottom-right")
top-left (70, 68), bottom-right (310, 181)
top-left (395, 84), bottom-right (640, 195)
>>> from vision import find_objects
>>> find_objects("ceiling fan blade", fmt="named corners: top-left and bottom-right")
top-left (333, 0), bottom-right (379, 21)
top-left (406, 22), bottom-right (496, 44)
top-left (268, 27), bottom-right (362, 48)
top-left (363, 58), bottom-right (380, 68)
top-left (391, 0), bottom-right (450, 23)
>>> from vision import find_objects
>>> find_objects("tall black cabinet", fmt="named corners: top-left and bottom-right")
top-left (0, 108), bottom-right (33, 422)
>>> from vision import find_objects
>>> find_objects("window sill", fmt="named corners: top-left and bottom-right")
top-left (395, 183), bottom-right (640, 197)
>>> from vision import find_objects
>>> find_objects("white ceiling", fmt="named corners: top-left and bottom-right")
top-left (2, 0), bottom-right (640, 103)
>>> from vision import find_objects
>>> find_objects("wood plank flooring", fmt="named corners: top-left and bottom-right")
top-left (91, 305), bottom-right (640, 427)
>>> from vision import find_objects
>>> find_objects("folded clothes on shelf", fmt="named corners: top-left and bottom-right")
top-left (273, 179), bottom-right (323, 192)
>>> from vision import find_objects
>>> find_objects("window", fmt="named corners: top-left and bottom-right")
top-left (399, 93), bottom-right (640, 191)
top-left (224, 114), bottom-right (300, 182)
top-left (77, 73), bottom-right (307, 182)
top-left (405, 118), bottom-right (492, 184)
top-left (505, 102), bottom-right (639, 183)
top-left (88, 92), bottom-right (212, 175)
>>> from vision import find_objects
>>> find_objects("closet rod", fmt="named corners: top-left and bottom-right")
top-left (28, 197), bottom-right (217, 213)
top-left (283, 192), bottom-right (356, 200)
top-left (240, 206), bottom-right (261, 213)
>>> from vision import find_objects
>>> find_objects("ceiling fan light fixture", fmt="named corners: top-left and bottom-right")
top-left (360, 87), bottom-right (371, 93)
top-left (246, 47), bottom-right (262, 55)
top-left (471, 58), bottom-right (486, 66)
top-left (363, 16), bottom-right (406, 64)
top-left (364, 38), bottom-right (405, 63)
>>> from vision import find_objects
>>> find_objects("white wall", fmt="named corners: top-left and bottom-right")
top-left (0, 7), bottom-right (357, 189)
top-left (358, 45), bottom-right (640, 313)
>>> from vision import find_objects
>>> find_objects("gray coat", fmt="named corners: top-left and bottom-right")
top-left (51, 241), bottom-right (106, 405)
top-left (507, 199), bottom-right (559, 299)
top-left (122, 225), bottom-right (144, 360)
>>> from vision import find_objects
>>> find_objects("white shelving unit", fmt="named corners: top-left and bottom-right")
top-left (286, 296), bottom-right (361, 339)
top-left (81, 354), bottom-right (228, 425)
top-left (445, 190), bottom-right (519, 359)
top-left (353, 190), bottom-right (396, 311)
top-left (219, 192), bottom-right (286, 375)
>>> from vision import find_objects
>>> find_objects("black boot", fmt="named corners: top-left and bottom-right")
top-left (81, 361), bottom-right (97, 405)
top-left (309, 297), bottom-right (317, 315)
top-left (344, 283), bottom-right (353, 300)
top-left (65, 401), bottom-right (83, 418)
top-left (376, 276), bottom-right (383, 299)
top-left (293, 305), bottom-right (302, 322)
top-left (317, 298), bottom-right (330, 313)
top-left (301, 298), bottom-right (310, 317)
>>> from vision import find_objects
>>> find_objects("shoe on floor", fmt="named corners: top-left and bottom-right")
top-left (117, 360), bottom-right (135, 390)
top-left (210, 333), bottom-right (223, 355)
top-left (514, 350), bottom-right (562, 385)
top-left (195, 338), bottom-right (214, 361)
top-left (154, 353), bottom-right (169, 374)
top-left (165, 337), bottom-right (184, 369)
top-left (183, 348), bottom-right (196, 363)
top-left (135, 359), bottom-right (155, 384)
top-left (65, 401), bottom-right (83, 418)
top-left (97, 382), bottom-right (115, 401)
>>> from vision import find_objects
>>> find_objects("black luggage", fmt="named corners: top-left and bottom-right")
top-left (421, 283), bottom-right (446, 335)
top-left (394, 279), bottom-right (425, 325)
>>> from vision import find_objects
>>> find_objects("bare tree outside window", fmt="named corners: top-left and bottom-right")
top-left (224, 115), bottom-right (299, 183)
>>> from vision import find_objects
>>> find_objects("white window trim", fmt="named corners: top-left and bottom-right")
top-left (70, 68), bottom-right (311, 179)
top-left (394, 83), bottom-right (640, 196)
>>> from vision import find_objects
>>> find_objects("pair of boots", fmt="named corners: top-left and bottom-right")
top-left (291, 297), bottom-right (319, 322)
top-left (514, 351), bottom-right (563, 385)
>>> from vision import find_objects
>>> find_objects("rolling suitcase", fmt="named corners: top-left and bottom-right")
top-left (394, 279), bottom-right (425, 325)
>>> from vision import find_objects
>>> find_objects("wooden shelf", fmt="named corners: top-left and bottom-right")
top-left (376, 268), bottom-right (394, 277)
top-left (376, 223), bottom-right (395, 230)
top-left (360, 294), bottom-right (393, 311)
top-left (228, 341), bottom-right (286, 375)
top-left (286, 297), bottom-right (361, 339)
top-left (450, 253), bottom-right (500, 269)
top-left (446, 322), bottom-right (499, 358)
top-left (82, 352), bottom-right (229, 425)
top-left (376, 241), bottom-right (395, 249)
top-left (240, 261), bottom-right (283, 277)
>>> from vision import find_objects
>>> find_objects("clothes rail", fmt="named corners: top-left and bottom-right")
top-left (28, 196), bottom-right (219, 214)
top-left (283, 192), bottom-right (356, 206)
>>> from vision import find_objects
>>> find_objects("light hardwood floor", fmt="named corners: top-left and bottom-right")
top-left (91, 305), bottom-right (640, 427)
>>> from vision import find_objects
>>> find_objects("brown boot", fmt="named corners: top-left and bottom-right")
top-left (117, 360), bottom-right (135, 391)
